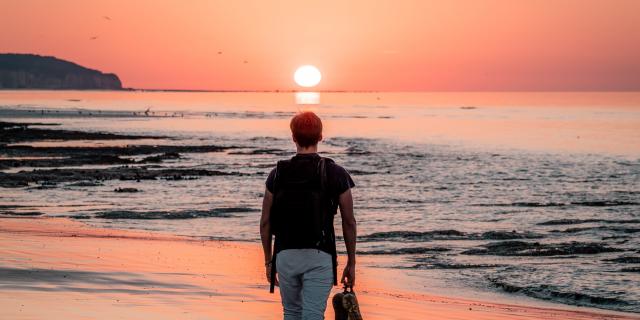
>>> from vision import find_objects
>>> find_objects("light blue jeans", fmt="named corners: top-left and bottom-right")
top-left (276, 249), bottom-right (333, 320)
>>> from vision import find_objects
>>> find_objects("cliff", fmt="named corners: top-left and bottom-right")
top-left (0, 54), bottom-right (122, 90)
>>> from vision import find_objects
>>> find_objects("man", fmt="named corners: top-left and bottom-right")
top-left (260, 111), bottom-right (357, 320)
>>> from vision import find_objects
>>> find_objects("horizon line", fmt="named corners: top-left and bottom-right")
top-left (2, 88), bottom-right (639, 93)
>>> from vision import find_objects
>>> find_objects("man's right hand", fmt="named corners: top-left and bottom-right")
top-left (341, 262), bottom-right (356, 287)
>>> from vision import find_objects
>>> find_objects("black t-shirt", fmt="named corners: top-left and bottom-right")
top-left (265, 153), bottom-right (355, 202)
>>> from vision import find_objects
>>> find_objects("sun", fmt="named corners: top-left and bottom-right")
top-left (294, 65), bottom-right (321, 88)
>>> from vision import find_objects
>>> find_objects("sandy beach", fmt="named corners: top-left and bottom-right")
top-left (1, 217), bottom-right (637, 320)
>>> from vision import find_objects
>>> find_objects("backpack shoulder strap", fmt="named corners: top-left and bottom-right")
top-left (318, 157), bottom-right (328, 191)
top-left (318, 157), bottom-right (339, 286)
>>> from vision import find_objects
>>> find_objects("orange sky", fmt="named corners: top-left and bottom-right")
top-left (2, 0), bottom-right (639, 91)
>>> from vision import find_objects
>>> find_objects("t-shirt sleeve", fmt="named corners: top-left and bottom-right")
top-left (265, 167), bottom-right (277, 193)
top-left (330, 164), bottom-right (355, 196)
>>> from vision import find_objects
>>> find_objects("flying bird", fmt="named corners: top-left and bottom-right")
top-left (103, 16), bottom-right (111, 21)
top-left (90, 36), bottom-right (99, 40)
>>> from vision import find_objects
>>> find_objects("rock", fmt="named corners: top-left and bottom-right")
top-left (114, 187), bottom-right (139, 193)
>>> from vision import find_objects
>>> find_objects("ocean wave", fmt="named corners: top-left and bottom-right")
top-left (346, 169), bottom-right (383, 175)
top-left (538, 218), bottom-right (640, 226)
top-left (571, 200), bottom-right (640, 207)
top-left (247, 136), bottom-right (283, 142)
top-left (410, 263), bottom-right (501, 270)
top-left (480, 230), bottom-right (544, 240)
top-left (202, 111), bottom-right (376, 120)
top-left (462, 241), bottom-right (623, 256)
top-left (357, 247), bottom-right (450, 255)
top-left (228, 148), bottom-right (291, 156)
top-left (407, 256), bottom-right (502, 269)
top-left (475, 202), bottom-right (567, 207)
top-left (358, 230), bottom-right (543, 242)
top-left (359, 230), bottom-right (466, 241)
top-left (204, 111), bottom-right (292, 119)
top-left (488, 278), bottom-right (630, 309)
top-left (84, 207), bottom-right (258, 219)
top-left (0, 211), bottom-right (44, 216)
top-left (604, 256), bottom-right (640, 264)
top-left (344, 146), bottom-right (372, 156)
top-left (475, 201), bottom-right (639, 208)
top-left (396, 152), bottom-right (427, 159)
top-left (66, 181), bottom-right (104, 187)
top-left (552, 226), bottom-right (640, 234)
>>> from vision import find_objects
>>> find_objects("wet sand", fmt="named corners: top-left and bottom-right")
top-left (1, 217), bottom-right (637, 320)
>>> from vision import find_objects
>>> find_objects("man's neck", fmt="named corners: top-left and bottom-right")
top-left (296, 145), bottom-right (318, 154)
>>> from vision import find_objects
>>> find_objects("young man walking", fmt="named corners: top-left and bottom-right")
top-left (260, 111), bottom-right (357, 320)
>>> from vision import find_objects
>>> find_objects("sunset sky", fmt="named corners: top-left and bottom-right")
top-left (2, 0), bottom-right (639, 91)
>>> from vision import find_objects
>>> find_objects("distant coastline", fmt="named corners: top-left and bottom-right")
top-left (0, 53), bottom-right (122, 90)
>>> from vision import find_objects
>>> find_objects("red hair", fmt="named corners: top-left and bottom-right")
top-left (290, 111), bottom-right (323, 148)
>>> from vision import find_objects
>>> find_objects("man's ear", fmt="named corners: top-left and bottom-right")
top-left (318, 133), bottom-right (323, 142)
top-left (291, 134), bottom-right (297, 143)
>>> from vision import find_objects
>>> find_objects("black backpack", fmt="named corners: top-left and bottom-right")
top-left (269, 155), bottom-right (338, 293)
top-left (270, 156), bottom-right (331, 250)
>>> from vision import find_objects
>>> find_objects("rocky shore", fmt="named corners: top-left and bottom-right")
top-left (0, 121), bottom-right (244, 187)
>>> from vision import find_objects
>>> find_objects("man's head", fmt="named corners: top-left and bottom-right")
top-left (290, 111), bottom-right (323, 148)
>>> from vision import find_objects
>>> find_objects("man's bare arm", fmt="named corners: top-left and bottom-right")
top-left (339, 188), bottom-right (357, 286)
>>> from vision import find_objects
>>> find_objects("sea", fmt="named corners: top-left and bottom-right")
top-left (1, 90), bottom-right (639, 313)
